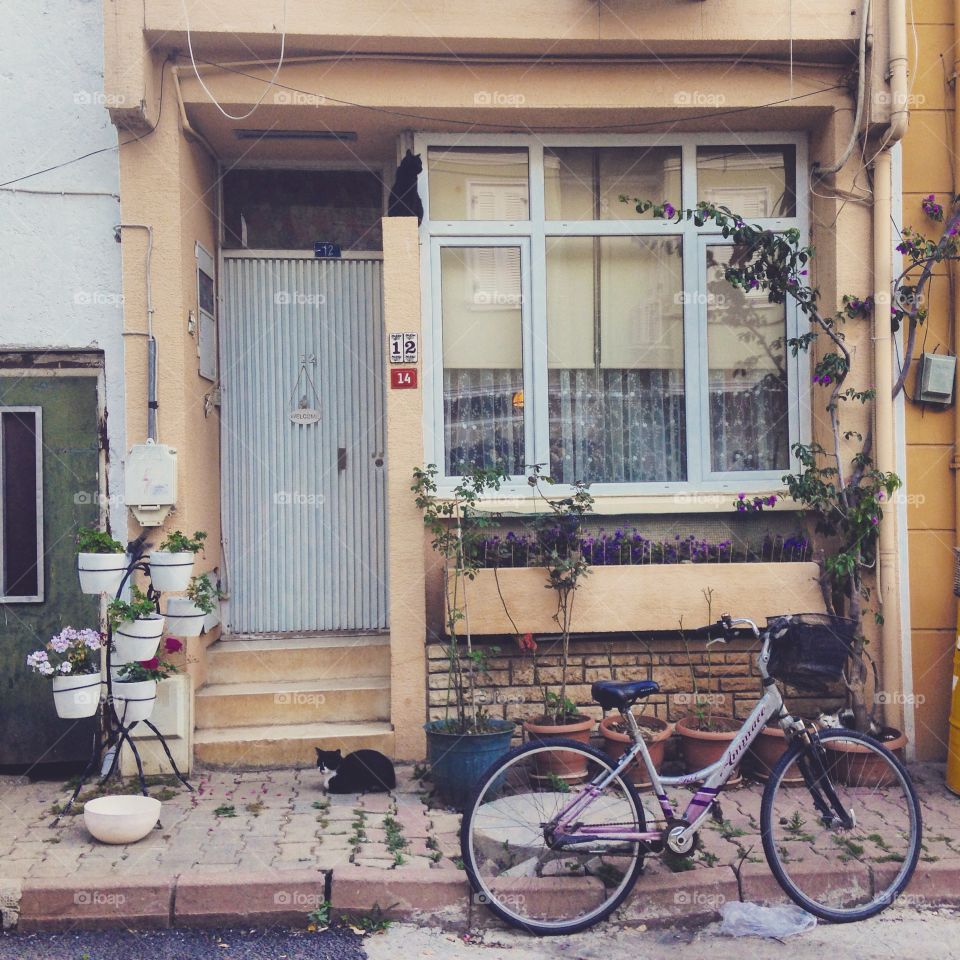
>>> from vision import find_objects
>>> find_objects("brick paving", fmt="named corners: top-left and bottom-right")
top-left (0, 761), bottom-right (956, 906)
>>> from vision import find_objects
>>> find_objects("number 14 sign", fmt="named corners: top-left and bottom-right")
top-left (389, 333), bottom-right (418, 364)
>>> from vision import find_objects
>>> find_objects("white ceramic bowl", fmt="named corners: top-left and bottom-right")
top-left (83, 794), bottom-right (161, 844)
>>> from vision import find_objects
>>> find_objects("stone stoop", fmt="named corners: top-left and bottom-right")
top-left (194, 633), bottom-right (394, 767)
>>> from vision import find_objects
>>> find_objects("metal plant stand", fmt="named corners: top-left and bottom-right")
top-left (51, 542), bottom-right (194, 826)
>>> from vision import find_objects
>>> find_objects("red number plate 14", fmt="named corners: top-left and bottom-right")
top-left (390, 367), bottom-right (418, 389)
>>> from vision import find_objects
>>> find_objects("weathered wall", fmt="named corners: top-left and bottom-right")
top-left (0, 0), bottom-right (125, 539)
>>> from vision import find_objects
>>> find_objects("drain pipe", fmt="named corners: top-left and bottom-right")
top-left (874, 0), bottom-right (909, 732)
top-left (116, 223), bottom-right (158, 441)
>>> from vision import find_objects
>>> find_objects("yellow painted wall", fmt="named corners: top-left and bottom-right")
top-left (902, 1), bottom-right (957, 760)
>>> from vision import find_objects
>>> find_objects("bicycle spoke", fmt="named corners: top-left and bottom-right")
top-left (462, 740), bottom-right (646, 934)
top-left (761, 730), bottom-right (921, 922)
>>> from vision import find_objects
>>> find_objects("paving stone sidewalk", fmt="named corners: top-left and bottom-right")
top-left (0, 761), bottom-right (956, 910)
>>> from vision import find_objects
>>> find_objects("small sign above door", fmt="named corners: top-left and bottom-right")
top-left (389, 332), bottom-right (418, 364)
top-left (289, 408), bottom-right (322, 425)
top-left (314, 242), bottom-right (342, 258)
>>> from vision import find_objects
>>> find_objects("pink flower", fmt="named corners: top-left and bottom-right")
top-left (164, 636), bottom-right (183, 654)
top-left (140, 656), bottom-right (160, 671)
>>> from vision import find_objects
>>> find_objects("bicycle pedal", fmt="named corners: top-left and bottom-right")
top-left (710, 801), bottom-right (724, 824)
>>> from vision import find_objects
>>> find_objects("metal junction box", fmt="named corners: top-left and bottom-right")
top-left (919, 353), bottom-right (957, 406)
top-left (124, 440), bottom-right (177, 526)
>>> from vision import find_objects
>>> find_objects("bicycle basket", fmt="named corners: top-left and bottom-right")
top-left (765, 613), bottom-right (856, 689)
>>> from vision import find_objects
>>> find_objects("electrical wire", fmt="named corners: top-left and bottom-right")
top-left (188, 56), bottom-right (845, 132)
top-left (0, 57), bottom-right (168, 189)
top-left (181, 0), bottom-right (286, 121)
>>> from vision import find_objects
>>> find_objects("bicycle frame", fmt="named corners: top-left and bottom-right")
top-left (552, 619), bottom-right (805, 850)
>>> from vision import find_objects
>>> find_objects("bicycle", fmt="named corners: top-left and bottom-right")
top-left (461, 613), bottom-right (922, 935)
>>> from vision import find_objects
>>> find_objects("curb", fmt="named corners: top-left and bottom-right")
top-left (6, 860), bottom-right (960, 932)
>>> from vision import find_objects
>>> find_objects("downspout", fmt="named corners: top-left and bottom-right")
top-left (115, 223), bottom-right (158, 442)
top-left (875, 0), bottom-right (909, 733)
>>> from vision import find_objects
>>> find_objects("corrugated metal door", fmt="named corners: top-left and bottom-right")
top-left (221, 256), bottom-right (387, 632)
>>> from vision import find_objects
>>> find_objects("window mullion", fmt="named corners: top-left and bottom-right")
top-left (528, 142), bottom-right (549, 478)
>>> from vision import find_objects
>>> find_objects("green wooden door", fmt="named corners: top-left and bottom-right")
top-left (0, 375), bottom-right (101, 770)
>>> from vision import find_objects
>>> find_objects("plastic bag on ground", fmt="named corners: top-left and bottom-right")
top-left (719, 901), bottom-right (817, 938)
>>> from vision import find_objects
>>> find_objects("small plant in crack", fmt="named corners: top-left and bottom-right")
top-left (383, 815), bottom-right (408, 853)
top-left (245, 800), bottom-right (265, 817)
top-left (213, 804), bottom-right (237, 818)
top-left (718, 819), bottom-right (746, 840)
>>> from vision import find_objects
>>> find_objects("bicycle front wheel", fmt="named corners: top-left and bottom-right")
top-left (461, 738), bottom-right (646, 936)
top-left (761, 728), bottom-right (922, 922)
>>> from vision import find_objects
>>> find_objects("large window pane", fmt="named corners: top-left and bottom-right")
top-left (544, 147), bottom-right (681, 220)
top-left (441, 246), bottom-right (525, 475)
top-left (428, 148), bottom-right (529, 221)
top-left (707, 245), bottom-right (789, 472)
top-left (697, 145), bottom-right (796, 217)
top-left (546, 236), bottom-right (685, 483)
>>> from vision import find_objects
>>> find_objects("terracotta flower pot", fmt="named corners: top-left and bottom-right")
top-left (599, 714), bottom-right (674, 787)
top-left (675, 714), bottom-right (742, 784)
top-left (747, 724), bottom-right (804, 784)
top-left (523, 714), bottom-right (595, 784)
top-left (824, 727), bottom-right (907, 787)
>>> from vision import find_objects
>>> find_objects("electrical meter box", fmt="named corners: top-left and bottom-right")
top-left (125, 440), bottom-right (177, 526)
top-left (919, 353), bottom-right (957, 406)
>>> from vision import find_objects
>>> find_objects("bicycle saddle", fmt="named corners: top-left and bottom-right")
top-left (591, 679), bottom-right (660, 711)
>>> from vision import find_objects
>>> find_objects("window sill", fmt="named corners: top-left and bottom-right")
top-left (465, 491), bottom-right (801, 516)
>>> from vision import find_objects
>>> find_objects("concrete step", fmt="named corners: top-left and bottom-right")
top-left (205, 633), bottom-right (390, 684)
top-left (193, 720), bottom-right (395, 768)
top-left (195, 676), bottom-right (390, 729)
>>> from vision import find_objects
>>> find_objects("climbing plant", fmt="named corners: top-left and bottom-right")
top-left (625, 193), bottom-right (960, 731)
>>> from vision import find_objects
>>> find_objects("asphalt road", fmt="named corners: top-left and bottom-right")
top-left (0, 925), bottom-right (366, 960)
top-left (3, 909), bottom-right (959, 960)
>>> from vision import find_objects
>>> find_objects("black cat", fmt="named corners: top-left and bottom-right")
top-left (387, 149), bottom-right (424, 224)
top-left (316, 747), bottom-right (396, 793)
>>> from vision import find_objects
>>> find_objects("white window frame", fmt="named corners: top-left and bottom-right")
top-left (0, 406), bottom-right (44, 603)
top-left (417, 132), bottom-right (810, 496)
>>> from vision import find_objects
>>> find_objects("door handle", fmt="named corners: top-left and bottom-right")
top-left (338, 447), bottom-right (347, 472)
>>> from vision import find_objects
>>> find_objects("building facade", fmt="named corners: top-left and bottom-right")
top-left (94, 0), bottom-right (920, 768)
top-left (0, 0), bottom-right (126, 769)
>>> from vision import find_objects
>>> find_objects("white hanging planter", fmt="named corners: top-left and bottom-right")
top-left (52, 674), bottom-right (101, 719)
top-left (111, 679), bottom-right (157, 724)
top-left (148, 551), bottom-right (194, 593)
top-left (112, 615), bottom-right (165, 664)
top-left (77, 553), bottom-right (128, 596)
top-left (164, 596), bottom-right (206, 637)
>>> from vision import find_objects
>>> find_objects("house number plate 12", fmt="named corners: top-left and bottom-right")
top-left (389, 332), bottom-right (418, 364)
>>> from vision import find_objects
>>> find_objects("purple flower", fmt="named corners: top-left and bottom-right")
top-left (662, 202), bottom-right (676, 219)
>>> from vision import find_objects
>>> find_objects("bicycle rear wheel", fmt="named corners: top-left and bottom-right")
top-left (761, 728), bottom-right (922, 922)
top-left (461, 738), bottom-right (646, 935)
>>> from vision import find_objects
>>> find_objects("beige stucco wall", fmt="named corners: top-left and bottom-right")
top-left (117, 60), bottom-right (221, 770)
top-left (383, 218), bottom-right (428, 759)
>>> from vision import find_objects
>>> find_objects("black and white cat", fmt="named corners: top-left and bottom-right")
top-left (316, 747), bottom-right (396, 794)
top-left (387, 149), bottom-right (424, 224)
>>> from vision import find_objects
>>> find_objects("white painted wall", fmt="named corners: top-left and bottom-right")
top-left (0, 0), bottom-right (125, 537)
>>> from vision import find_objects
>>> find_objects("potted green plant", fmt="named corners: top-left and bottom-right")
top-left (26, 627), bottom-right (103, 719)
top-left (413, 464), bottom-right (516, 810)
top-left (598, 713), bottom-right (674, 788)
top-left (520, 471), bottom-right (596, 781)
top-left (108, 586), bottom-right (165, 663)
top-left (77, 526), bottom-right (127, 596)
top-left (148, 530), bottom-right (206, 593)
top-left (165, 573), bottom-right (220, 637)
top-left (674, 591), bottom-right (742, 781)
top-left (111, 640), bottom-right (181, 724)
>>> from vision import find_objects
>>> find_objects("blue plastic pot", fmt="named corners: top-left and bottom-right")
top-left (424, 718), bottom-right (515, 810)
